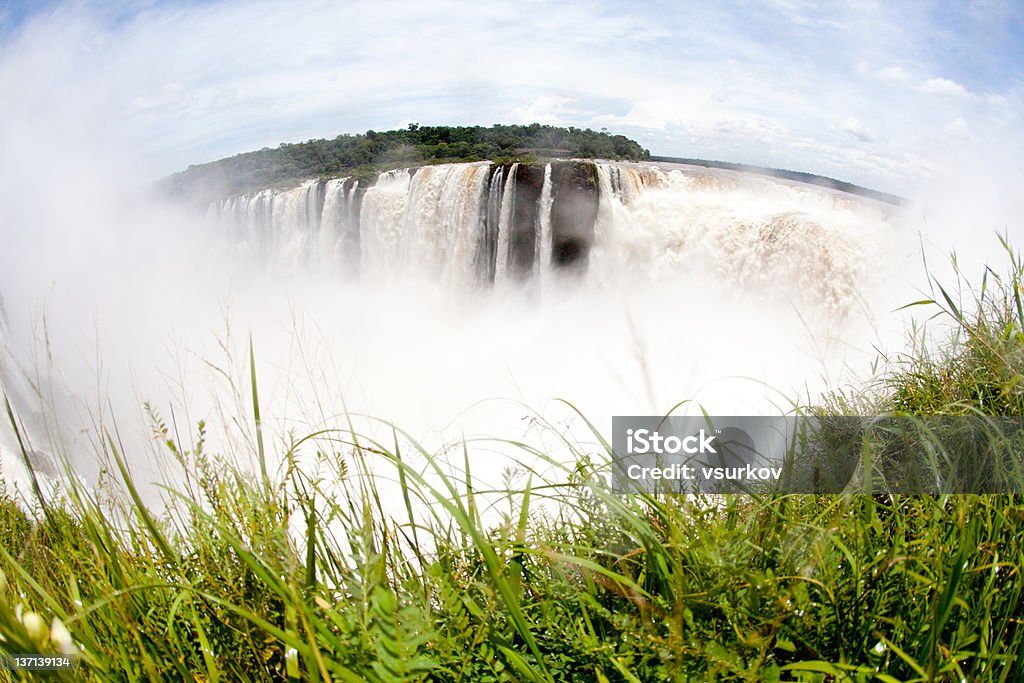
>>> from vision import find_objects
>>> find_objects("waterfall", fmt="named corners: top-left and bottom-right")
top-left (356, 163), bottom-right (493, 282)
top-left (402, 162), bottom-right (490, 281)
top-left (360, 168), bottom-right (411, 278)
top-left (478, 165), bottom-right (505, 283)
top-left (2, 157), bottom-right (902, 495)
top-left (494, 162), bottom-right (518, 284)
top-left (536, 163), bottom-right (553, 283)
top-left (204, 159), bottom-right (894, 316)
top-left (245, 189), bottom-right (274, 262)
top-left (589, 162), bottom-right (888, 317)
top-left (320, 177), bottom-right (357, 274)
top-left (440, 163), bottom-right (491, 288)
top-left (270, 179), bottom-right (323, 271)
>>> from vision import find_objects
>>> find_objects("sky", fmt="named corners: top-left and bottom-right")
top-left (0, 0), bottom-right (1022, 196)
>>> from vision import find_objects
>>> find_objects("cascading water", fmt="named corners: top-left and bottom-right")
top-left (536, 163), bottom-right (554, 284)
top-left (207, 159), bottom-right (892, 319)
top-left (590, 162), bottom-right (889, 318)
top-left (360, 168), bottom-right (413, 278)
top-left (270, 180), bottom-right (321, 270)
top-left (356, 163), bottom-right (496, 283)
top-left (1, 158), bottom-right (900, 497)
top-left (494, 162), bottom-right (518, 284)
top-left (480, 165), bottom-right (505, 283)
top-left (319, 177), bottom-right (361, 275)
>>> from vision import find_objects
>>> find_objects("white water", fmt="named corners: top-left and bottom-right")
top-left (494, 162), bottom-right (518, 284)
top-left (591, 163), bottom-right (891, 320)
top-left (360, 168), bottom-right (414, 279)
top-left (318, 177), bottom-right (355, 275)
top-left (0, 160), bottom-right (901, 498)
top-left (536, 163), bottom-right (554, 285)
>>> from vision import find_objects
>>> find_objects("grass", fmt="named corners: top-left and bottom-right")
top-left (1, 240), bottom-right (1024, 681)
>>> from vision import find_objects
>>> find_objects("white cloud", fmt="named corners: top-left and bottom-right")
top-left (985, 93), bottom-right (1011, 108)
top-left (878, 65), bottom-right (913, 84)
top-left (714, 116), bottom-right (788, 138)
top-left (942, 117), bottom-right (973, 140)
top-left (591, 103), bottom-right (671, 131)
top-left (0, 0), bottom-right (1020, 197)
top-left (919, 77), bottom-right (970, 98)
top-left (508, 96), bottom-right (575, 125)
top-left (876, 69), bottom-right (972, 101)
top-left (838, 117), bottom-right (878, 142)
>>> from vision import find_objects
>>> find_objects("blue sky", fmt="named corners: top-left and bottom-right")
top-left (0, 0), bottom-right (1022, 195)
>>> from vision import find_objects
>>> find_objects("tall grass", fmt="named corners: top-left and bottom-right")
top-left (885, 234), bottom-right (1024, 416)
top-left (1, 241), bottom-right (1023, 681)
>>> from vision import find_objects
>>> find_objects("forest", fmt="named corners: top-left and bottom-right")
top-left (162, 123), bottom-right (650, 203)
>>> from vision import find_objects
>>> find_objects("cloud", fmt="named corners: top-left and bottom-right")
top-left (919, 77), bottom-right (970, 98)
top-left (877, 65), bottom-right (913, 84)
top-left (0, 0), bottom-right (1020, 197)
top-left (591, 102), bottom-right (673, 130)
top-left (838, 117), bottom-right (878, 142)
top-left (876, 68), bottom-right (971, 100)
top-left (941, 117), bottom-right (973, 140)
top-left (508, 96), bottom-right (575, 125)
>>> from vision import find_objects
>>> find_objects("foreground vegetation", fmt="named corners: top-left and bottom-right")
top-left (2, 242), bottom-right (1024, 681)
top-left (162, 123), bottom-right (650, 204)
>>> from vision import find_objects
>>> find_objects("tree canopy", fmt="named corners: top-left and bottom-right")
top-left (162, 123), bottom-right (650, 203)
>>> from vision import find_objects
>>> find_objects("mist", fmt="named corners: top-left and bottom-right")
top-left (1, 1), bottom-right (1022, 500)
top-left (0, 155), bottom-right (896, 498)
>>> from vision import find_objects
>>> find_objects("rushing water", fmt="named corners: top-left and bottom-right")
top-left (207, 161), bottom-right (892, 314)
top-left (1, 160), bottom-right (899, 494)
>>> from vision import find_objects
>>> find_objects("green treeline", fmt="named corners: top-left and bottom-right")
top-left (163, 123), bottom-right (650, 203)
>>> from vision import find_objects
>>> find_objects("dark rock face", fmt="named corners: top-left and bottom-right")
top-left (507, 163), bottom-right (545, 279)
top-left (550, 161), bottom-right (598, 272)
top-left (487, 160), bottom-right (598, 280)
